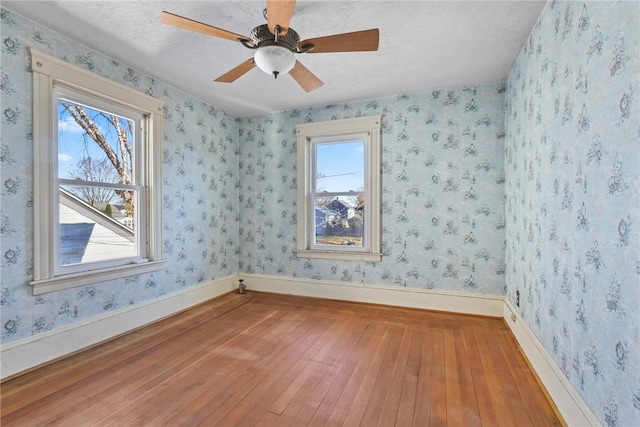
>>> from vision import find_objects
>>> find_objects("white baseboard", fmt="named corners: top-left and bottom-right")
top-left (240, 273), bottom-right (505, 317)
top-left (503, 299), bottom-right (601, 426)
top-left (0, 274), bottom-right (237, 380)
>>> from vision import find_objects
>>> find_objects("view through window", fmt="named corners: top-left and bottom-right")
top-left (313, 139), bottom-right (365, 248)
top-left (56, 95), bottom-right (141, 268)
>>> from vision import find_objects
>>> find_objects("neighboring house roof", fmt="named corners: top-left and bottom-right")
top-left (315, 206), bottom-right (339, 216)
top-left (331, 199), bottom-right (356, 208)
top-left (59, 189), bottom-right (135, 265)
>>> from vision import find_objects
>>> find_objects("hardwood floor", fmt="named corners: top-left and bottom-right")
top-left (0, 291), bottom-right (562, 426)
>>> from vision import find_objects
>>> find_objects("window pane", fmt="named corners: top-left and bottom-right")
top-left (313, 196), bottom-right (364, 247)
top-left (315, 141), bottom-right (364, 192)
top-left (59, 186), bottom-right (136, 266)
top-left (57, 98), bottom-right (135, 184)
top-left (56, 96), bottom-right (139, 268)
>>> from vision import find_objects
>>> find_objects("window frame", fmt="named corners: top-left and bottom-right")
top-left (309, 135), bottom-right (366, 253)
top-left (30, 48), bottom-right (164, 295)
top-left (54, 85), bottom-right (145, 275)
top-left (295, 115), bottom-right (382, 262)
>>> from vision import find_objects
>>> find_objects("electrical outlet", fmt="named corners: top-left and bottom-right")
top-left (516, 290), bottom-right (520, 307)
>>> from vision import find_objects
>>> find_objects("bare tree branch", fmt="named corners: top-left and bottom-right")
top-left (110, 114), bottom-right (133, 184)
top-left (60, 101), bottom-right (135, 214)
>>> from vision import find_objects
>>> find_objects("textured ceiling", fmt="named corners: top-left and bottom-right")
top-left (2, 1), bottom-right (546, 118)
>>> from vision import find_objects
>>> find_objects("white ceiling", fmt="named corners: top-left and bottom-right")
top-left (3, 1), bottom-right (546, 118)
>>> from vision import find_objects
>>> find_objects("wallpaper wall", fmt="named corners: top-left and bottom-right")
top-left (3, 2), bottom-right (638, 424)
top-left (0, 8), bottom-right (239, 344)
top-left (238, 85), bottom-right (506, 293)
top-left (505, 2), bottom-right (639, 426)
top-left (2, 4), bottom-right (507, 345)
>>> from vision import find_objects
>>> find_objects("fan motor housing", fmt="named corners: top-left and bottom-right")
top-left (249, 24), bottom-right (300, 51)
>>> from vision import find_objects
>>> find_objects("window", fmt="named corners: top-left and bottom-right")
top-left (30, 49), bottom-right (164, 294)
top-left (296, 115), bottom-right (382, 261)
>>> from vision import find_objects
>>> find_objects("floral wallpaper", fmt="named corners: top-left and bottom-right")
top-left (238, 84), bottom-right (507, 293)
top-left (505, 1), bottom-right (639, 426)
top-left (0, 8), bottom-right (238, 344)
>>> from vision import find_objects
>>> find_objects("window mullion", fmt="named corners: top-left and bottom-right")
top-left (311, 191), bottom-right (361, 198)
top-left (58, 179), bottom-right (141, 191)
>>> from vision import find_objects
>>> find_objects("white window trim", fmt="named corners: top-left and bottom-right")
top-left (295, 115), bottom-right (382, 262)
top-left (53, 84), bottom-right (146, 276)
top-left (30, 48), bottom-right (164, 295)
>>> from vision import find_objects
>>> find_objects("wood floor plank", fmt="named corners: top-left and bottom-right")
top-left (170, 310), bottom-right (328, 425)
top-left (232, 316), bottom-right (342, 426)
top-left (482, 322), bottom-right (536, 427)
top-left (322, 323), bottom-right (389, 426)
top-left (269, 360), bottom-right (325, 415)
top-left (429, 329), bottom-right (448, 426)
top-left (461, 323), bottom-right (500, 426)
top-left (2, 297), bottom-right (260, 425)
top-left (412, 328), bottom-right (435, 426)
top-left (306, 321), bottom-right (377, 427)
top-left (473, 322), bottom-right (527, 427)
top-left (86, 306), bottom-right (285, 426)
top-left (359, 326), bottom-right (406, 426)
top-left (308, 318), bottom-right (355, 366)
top-left (255, 410), bottom-right (280, 427)
top-left (214, 317), bottom-right (339, 426)
top-left (444, 329), bottom-right (465, 426)
top-left (0, 295), bottom-right (250, 412)
top-left (376, 328), bottom-right (413, 426)
top-left (113, 310), bottom-right (287, 426)
top-left (496, 329), bottom-right (563, 426)
top-left (0, 291), bottom-right (562, 427)
top-left (293, 364), bottom-right (341, 423)
top-left (453, 326), bottom-right (483, 426)
top-left (0, 391), bottom-right (89, 427)
top-left (340, 325), bottom-right (395, 426)
top-left (141, 307), bottom-right (326, 426)
top-left (394, 328), bottom-right (423, 426)
top-left (274, 362), bottom-right (335, 425)
top-left (235, 357), bottom-right (314, 427)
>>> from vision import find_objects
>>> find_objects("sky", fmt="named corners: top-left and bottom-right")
top-left (314, 140), bottom-right (364, 193)
top-left (57, 100), bottom-right (134, 182)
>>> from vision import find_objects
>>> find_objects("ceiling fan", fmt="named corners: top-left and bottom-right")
top-left (160, 0), bottom-right (379, 92)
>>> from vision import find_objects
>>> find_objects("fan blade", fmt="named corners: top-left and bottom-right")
top-left (214, 58), bottom-right (256, 83)
top-left (161, 11), bottom-right (249, 43)
top-left (266, 0), bottom-right (296, 35)
top-left (289, 61), bottom-right (323, 92)
top-left (300, 29), bottom-right (379, 53)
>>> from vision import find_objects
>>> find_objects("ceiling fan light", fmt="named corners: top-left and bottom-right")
top-left (254, 45), bottom-right (295, 78)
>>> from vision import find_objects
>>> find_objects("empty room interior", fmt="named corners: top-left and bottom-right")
top-left (0, 1), bottom-right (638, 426)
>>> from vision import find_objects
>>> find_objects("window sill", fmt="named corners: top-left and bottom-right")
top-left (30, 260), bottom-right (165, 295)
top-left (295, 250), bottom-right (382, 262)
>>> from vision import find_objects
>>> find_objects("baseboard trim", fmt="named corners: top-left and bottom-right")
top-left (0, 274), bottom-right (237, 380)
top-left (240, 273), bottom-right (505, 317)
top-left (503, 299), bottom-right (601, 426)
